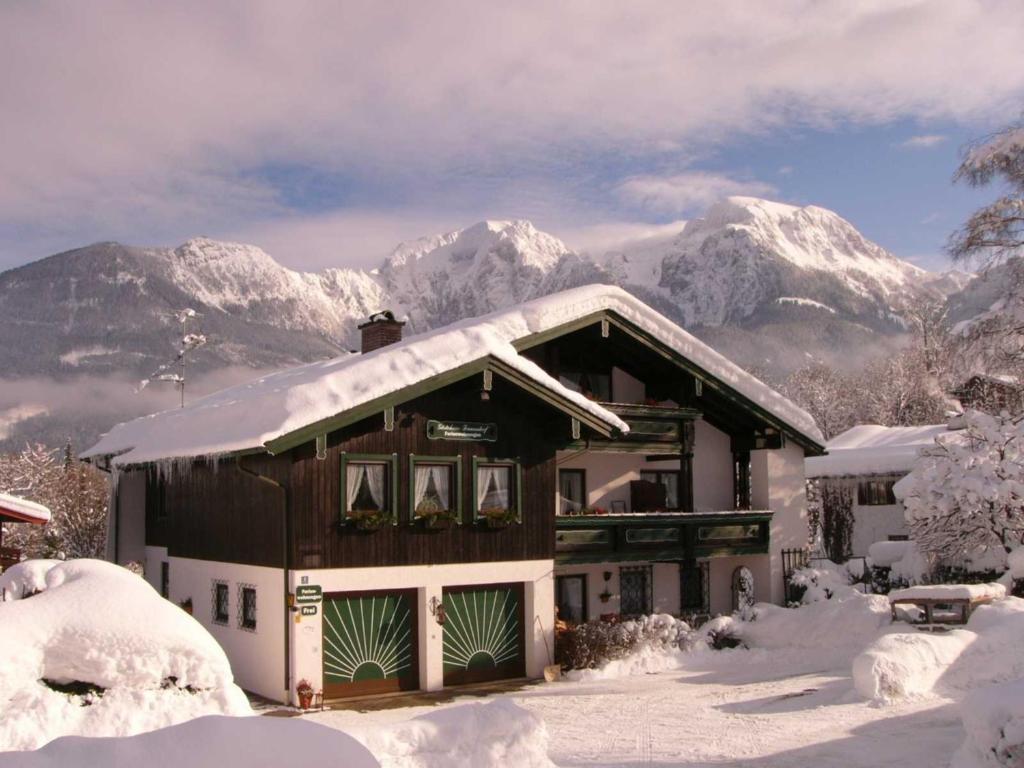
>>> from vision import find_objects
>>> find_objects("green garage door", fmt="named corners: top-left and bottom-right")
top-left (322, 589), bottom-right (418, 698)
top-left (442, 583), bottom-right (525, 686)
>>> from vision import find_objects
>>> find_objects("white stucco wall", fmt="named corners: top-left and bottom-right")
top-left (288, 559), bottom-right (555, 701)
top-left (558, 418), bottom-right (735, 513)
top-left (554, 561), bottom-right (680, 619)
top-left (693, 419), bottom-right (734, 511)
top-left (612, 366), bottom-right (645, 403)
top-left (851, 502), bottom-right (908, 557)
top-left (556, 451), bottom-right (680, 512)
top-left (143, 545), bottom-right (168, 594)
top-left (167, 557), bottom-right (286, 702)
top-left (752, 443), bottom-right (809, 605)
top-left (707, 554), bottom-right (772, 615)
top-left (555, 555), bottom-right (773, 619)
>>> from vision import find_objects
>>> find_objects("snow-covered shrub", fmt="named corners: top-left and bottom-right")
top-left (788, 562), bottom-right (861, 604)
top-left (555, 614), bottom-right (689, 671)
top-left (0, 559), bottom-right (251, 750)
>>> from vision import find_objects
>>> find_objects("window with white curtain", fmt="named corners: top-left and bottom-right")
top-left (477, 464), bottom-right (512, 512)
top-left (345, 461), bottom-right (389, 513)
top-left (413, 463), bottom-right (454, 514)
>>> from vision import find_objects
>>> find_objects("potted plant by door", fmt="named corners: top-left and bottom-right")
top-left (414, 498), bottom-right (457, 530)
top-left (479, 507), bottom-right (516, 529)
top-left (296, 679), bottom-right (314, 710)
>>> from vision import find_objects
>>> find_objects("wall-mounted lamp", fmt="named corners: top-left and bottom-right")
top-left (603, 571), bottom-right (612, 582)
top-left (429, 596), bottom-right (446, 626)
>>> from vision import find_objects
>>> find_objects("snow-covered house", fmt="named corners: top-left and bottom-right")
top-left (0, 493), bottom-right (51, 572)
top-left (84, 285), bottom-right (823, 704)
top-left (804, 422), bottom-right (961, 558)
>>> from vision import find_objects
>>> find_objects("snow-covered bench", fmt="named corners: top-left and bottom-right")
top-left (888, 583), bottom-right (1006, 626)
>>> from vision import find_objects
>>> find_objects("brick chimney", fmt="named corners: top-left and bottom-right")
top-left (358, 310), bottom-right (405, 353)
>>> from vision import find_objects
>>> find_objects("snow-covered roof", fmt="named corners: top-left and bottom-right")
top-left (0, 493), bottom-right (50, 525)
top-left (805, 423), bottom-right (954, 479)
top-left (84, 285), bottom-right (823, 466)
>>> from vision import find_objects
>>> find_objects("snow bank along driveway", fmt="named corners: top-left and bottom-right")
top-left (0, 559), bottom-right (251, 751)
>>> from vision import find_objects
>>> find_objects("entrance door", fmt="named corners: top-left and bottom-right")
top-left (442, 583), bottom-right (525, 686)
top-left (322, 589), bottom-right (419, 698)
top-left (556, 574), bottom-right (587, 624)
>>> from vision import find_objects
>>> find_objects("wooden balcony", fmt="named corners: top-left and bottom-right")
top-left (555, 510), bottom-right (772, 565)
top-left (568, 402), bottom-right (699, 454)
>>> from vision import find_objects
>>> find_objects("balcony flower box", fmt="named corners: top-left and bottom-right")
top-left (479, 507), bottom-right (516, 529)
top-left (346, 509), bottom-right (388, 532)
top-left (414, 503), bottom-right (458, 530)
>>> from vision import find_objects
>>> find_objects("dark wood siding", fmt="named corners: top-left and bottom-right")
top-left (157, 457), bottom-right (288, 568)
top-left (289, 375), bottom-right (567, 569)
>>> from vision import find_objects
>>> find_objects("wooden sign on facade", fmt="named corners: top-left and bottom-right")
top-left (426, 420), bottom-right (497, 442)
top-left (295, 585), bottom-right (322, 604)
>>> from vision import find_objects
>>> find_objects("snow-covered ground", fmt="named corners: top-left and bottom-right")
top-left (308, 646), bottom-right (962, 768)
top-left (4, 560), bottom-right (1022, 766)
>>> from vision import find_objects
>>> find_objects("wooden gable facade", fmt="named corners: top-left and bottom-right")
top-left (136, 307), bottom-right (822, 574)
top-left (142, 372), bottom-right (578, 570)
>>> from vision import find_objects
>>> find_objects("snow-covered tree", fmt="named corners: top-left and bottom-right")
top-left (781, 364), bottom-right (860, 440)
top-left (900, 410), bottom-right (1024, 567)
top-left (949, 121), bottom-right (1024, 376)
top-left (858, 349), bottom-right (950, 428)
top-left (0, 443), bottom-right (108, 559)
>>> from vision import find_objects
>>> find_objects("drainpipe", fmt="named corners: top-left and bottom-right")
top-left (237, 458), bottom-right (291, 701)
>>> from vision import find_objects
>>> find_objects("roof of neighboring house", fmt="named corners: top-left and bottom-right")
top-left (83, 284), bottom-right (824, 467)
top-left (0, 493), bottom-right (51, 525)
top-left (805, 423), bottom-right (954, 479)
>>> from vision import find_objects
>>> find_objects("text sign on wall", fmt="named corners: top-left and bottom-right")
top-left (295, 585), bottom-right (322, 604)
top-left (300, 605), bottom-right (318, 616)
top-left (426, 420), bottom-right (497, 442)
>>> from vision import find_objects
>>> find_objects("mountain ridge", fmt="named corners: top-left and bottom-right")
top-left (0, 196), bottom-right (967, 449)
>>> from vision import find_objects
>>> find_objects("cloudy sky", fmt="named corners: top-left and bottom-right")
top-left (1, 0), bottom-right (1022, 274)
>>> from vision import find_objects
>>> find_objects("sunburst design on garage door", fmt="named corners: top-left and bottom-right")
top-left (323, 594), bottom-right (413, 683)
top-left (442, 587), bottom-right (520, 673)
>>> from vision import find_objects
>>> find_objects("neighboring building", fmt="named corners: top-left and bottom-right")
top-left (0, 493), bottom-right (51, 572)
top-left (805, 422), bottom-right (960, 558)
top-left (951, 374), bottom-right (1024, 415)
top-left (84, 285), bottom-right (823, 704)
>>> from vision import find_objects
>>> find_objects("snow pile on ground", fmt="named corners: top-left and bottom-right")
top-left (727, 593), bottom-right (891, 661)
top-left (0, 559), bottom-right (62, 600)
top-left (951, 679), bottom-right (1024, 768)
top-left (0, 559), bottom-right (251, 750)
top-left (853, 596), bottom-right (1024, 703)
top-left (334, 699), bottom-right (555, 768)
top-left (0, 715), bottom-right (378, 768)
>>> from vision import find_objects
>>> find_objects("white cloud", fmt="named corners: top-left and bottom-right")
top-left (553, 220), bottom-right (688, 255)
top-left (900, 134), bottom-right (948, 149)
top-left (615, 172), bottom-right (777, 216)
top-left (1, 1), bottom-right (1023, 269)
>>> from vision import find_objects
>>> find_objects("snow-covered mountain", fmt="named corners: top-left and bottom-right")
top-left (0, 196), bottom-right (964, 449)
